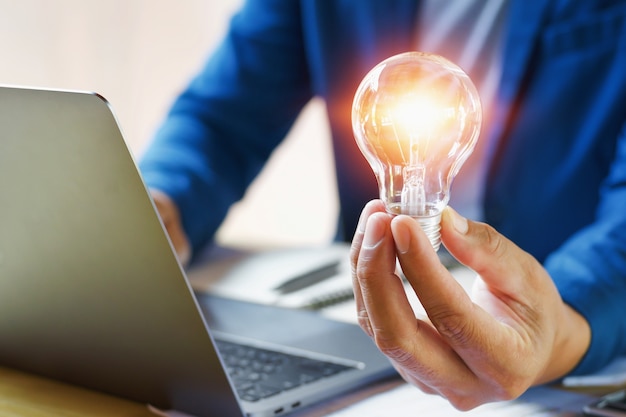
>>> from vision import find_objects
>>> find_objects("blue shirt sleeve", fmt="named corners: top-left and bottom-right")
top-left (546, 122), bottom-right (626, 376)
top-left (139, 0), bottom-right (312, 254)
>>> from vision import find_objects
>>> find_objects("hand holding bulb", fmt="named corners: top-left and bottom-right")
top-left (349, 53), bottom-right (591, 409)
top-left (352, 52), bottom-right (482, 251)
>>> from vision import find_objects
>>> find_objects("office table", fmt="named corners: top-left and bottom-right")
top-left (0, 365), bottom-right (155, 416)
top-left (2, 364), bottom-right (621, 417)
top-left (0, 364), bottom-right (403, 417)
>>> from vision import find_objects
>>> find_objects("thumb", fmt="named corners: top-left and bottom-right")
top-left (440, 207), bottom-right (539, 297)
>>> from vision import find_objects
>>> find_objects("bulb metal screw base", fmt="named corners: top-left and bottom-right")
top-left (415, 212), bottom-right (442, 252)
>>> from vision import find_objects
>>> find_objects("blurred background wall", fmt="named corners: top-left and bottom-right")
top-left (0, 0), bottom-right (338, 250)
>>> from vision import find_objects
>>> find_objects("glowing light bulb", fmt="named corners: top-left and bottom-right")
top-left (352, 52), bottom-right (482, 251)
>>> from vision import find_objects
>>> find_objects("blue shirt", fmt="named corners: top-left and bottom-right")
top-left (140, 0), bottom-right (626, 377)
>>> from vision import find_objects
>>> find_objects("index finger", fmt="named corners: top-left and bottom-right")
top-left (391, 215), bottom-right (508, 362)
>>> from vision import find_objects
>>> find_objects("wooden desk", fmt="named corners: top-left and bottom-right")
top-left (0, 365), bottom-right (404, 417)
top-left (3, 364), bottom-right (623, 417)
top-left (0, 366), bottom-right (154, 417)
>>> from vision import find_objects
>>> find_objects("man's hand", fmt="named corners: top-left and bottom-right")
top-left (151, 190), bottom-right (191, 266)
top-left (350, 200), bottom-right (590, 410)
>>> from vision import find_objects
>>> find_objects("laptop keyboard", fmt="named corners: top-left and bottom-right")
top-left (215, 339), bottom-right (353, 402)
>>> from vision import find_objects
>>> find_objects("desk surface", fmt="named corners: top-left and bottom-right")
top-left (0, 365), bottom-right (403, 417)
top-left (0, 366), bottom-right (155, 417)
top-left (2, 365), bottom-right (618, 417)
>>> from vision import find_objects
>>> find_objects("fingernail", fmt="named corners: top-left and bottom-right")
top-left (362, 215), bottom-right (385, 249)
top-left (448, 207), bottom-right (469, 234)
top-left (391, 216), bottom-right (411, 254)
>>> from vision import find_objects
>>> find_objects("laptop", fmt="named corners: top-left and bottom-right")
top-left (0, 85), bottom-right (395, 416)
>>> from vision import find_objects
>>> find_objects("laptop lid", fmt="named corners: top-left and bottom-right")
top-left (0, 85), bottom-right (394, 417)
top-left (0, 85), bottom-right (242, 416)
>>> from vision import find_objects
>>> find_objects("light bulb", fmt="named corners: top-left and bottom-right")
top-left (352, 52), bottom-right (482, 251)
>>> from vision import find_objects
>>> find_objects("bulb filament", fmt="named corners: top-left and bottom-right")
top-left (401, 165), bottom-right (426, 216)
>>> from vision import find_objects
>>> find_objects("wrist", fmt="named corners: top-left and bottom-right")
top-left (537, 302), bottom-right (591, 384)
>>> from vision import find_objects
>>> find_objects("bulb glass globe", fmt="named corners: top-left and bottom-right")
top-left (352, 52), bottom-right (482, 251)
